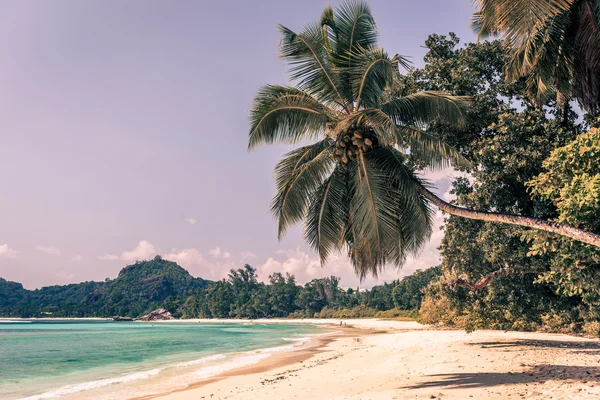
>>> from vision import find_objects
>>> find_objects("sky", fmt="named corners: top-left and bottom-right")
top-left (0, 0), bottom-right (476, 289)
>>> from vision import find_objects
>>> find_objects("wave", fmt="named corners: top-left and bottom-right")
top-left (281, 336), bottom-right (310, 343)
top-left (20, 369), bottom-right (162, 400)
top-left (175, 354), bottom-right (226, 367)
top-left (20, 336), bottom-right (314, 400)
top-left (0, 320), bottom-right (32, 323)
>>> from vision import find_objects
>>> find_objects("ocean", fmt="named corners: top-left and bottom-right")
top-left (0, 320), bottom-right (321, 399)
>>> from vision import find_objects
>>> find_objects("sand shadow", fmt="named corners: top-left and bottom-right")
top-left (467, 339), bottom-right (600, 351)
top-left (401, 365), bottom-right (600, 390)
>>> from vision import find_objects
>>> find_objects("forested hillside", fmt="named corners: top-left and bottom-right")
top-left (0, 256), bottom-right (208, 317)
top-left (0, 259), bottom-right (436, 319)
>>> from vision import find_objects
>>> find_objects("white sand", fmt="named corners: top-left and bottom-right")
top-left (146, 319), bottom-right (600, 400)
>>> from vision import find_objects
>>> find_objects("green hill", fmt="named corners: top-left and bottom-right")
top-left (0, 256), bottom-right (209, 318)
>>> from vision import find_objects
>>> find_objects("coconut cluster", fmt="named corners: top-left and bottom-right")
top-left (333, 128), bottom-right (378, 164)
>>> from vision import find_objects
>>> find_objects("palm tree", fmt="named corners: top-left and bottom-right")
top-left (249, 1), bottom-right (600, 278)
top-left (472, 0), bottom-right (600, 113)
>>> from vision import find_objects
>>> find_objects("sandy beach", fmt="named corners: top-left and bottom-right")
top-left (146, 319), bottom-right (600, 400)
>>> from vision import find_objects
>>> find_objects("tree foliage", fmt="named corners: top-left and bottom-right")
top-left (249, 1), bottom-right (469, 278)
top-left (0, 256), bottom-right (208, 318)
top-left (473, 0), bottom-right (600, 112)
top-left (408, 33), bottom-right (600, 334)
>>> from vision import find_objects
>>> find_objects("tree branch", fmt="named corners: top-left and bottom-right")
top-left (447, 263), bottom-right (531, 290)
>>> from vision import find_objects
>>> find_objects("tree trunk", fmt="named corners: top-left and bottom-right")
top-left (415, 183), bottom-right (600, 248)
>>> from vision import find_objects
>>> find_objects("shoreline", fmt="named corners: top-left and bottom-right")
top-left (7, 318), bottom-right (600, 399)
top-left (134, 325), bottom-right (368, 400)
top-left (146, 320), bottom-right (600, 400)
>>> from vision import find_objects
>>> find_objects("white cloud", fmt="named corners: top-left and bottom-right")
top-left (121, 240), bottom-right (157, 261)
top-left (241, 251), bottom-right (257, 260)
top-left (161, 247), bottom-right (237, 281)
top-left (36, 246), bottom-right (61, 256)
top-left (55, 271), bottom-right (76, 281)
top-left (163, 248), bottom-right (204, 269)
top-left (0, 244), bottom-right (18, 259)
top-left (185, 217), bottom-right (198, 226)
top-left (209, 247), bottom-right (221, 258)
top-left (255, 238), bottom-right (443, 288)
top-left (208, 247), bottom-right (232, 261)
top-left (72, 255), bottom-right (83, 262)
top-left (99, 240), bottom-right (157, 262)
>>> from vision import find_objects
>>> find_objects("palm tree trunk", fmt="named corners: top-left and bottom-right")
top-left (414, 183), bottom-right (600, 248)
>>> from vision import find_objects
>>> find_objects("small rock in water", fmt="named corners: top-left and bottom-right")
top-left (138, 308), bottom-right (174, 321)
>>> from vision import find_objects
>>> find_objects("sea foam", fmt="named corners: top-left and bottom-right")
top-left (20, 368), bottom-right (162, 400)
top-left (19, 336), bottom-right (312, 400)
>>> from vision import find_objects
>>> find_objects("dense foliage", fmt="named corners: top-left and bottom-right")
top-left (0, 259), bottom-right (438, 320)
top-left (404, 33), bottom-right (600, 335)
top-left (180, 265), bottom-right (436, 319)
top-left (473, 0), bottom-right (600, 113)
top-left (0, 256), bottom-right (208, 318)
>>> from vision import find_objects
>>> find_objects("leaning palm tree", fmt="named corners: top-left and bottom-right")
top-left (473, 0), bottom-right (600, 112)
top-left (249, 1), bottom-right (600, 278)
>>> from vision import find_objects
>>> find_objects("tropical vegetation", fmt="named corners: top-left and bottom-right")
top-left (0, 260), bottom-right (434, 320)
top-left (0, 257), bottom-right (208, 318)
top-left (473, 0), bottom-right (600, 113)
top-left (248, 0), bottom-right (600, 283)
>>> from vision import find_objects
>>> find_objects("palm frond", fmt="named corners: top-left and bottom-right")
top-left (380, 91), bottom-right (471, 128)
top-left (369, 148), bottom-right (434, 256)
top-left (272, 140), bottom-right (335, 239)
top-left (348, 152), bottom-right (389, 277)
top-left (472, 0), bottom-right (574, 44)
top-left (396, 126), bottom-right (471, 170)
top-left (249, 85), bottom-right (334, 149)
top-left (345, 47), bottom-right (405, 110)
top-left (279, 24), bottom-right (347, 108)
top-left (575, 1), bottom-right (600, 110)
top-left (333, 1), bottom-right (377, 58)
top-left (320, 5), bottom-right (337, 52)
top-left (304, 164), bottom-right (350, 263)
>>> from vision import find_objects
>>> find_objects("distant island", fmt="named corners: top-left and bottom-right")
top-left (0, 255), bottom-right (433, 319)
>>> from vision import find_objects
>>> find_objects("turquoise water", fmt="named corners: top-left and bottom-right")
top-left (0, 321), bottom-right (320, 399)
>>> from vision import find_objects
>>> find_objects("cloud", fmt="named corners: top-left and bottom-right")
top-left (72, 255), bottom-right (83, 262)
top-left (121, 240), bottom-right (157, 261)
top-left (55, 271), bottom-right (76, 281)
top-left (0, 244), bottom-right (18, 259)
top-left (163, 248), bottom-right (204, 268)
top-left (99, 240), bottom-right (157, 262)
top-left (162, 247), bottom-right (236, 281)
top-left (241, 251), bottom-right (256, 260)
top-left (255, 238), bottom-right (444, 288)
top-left (96, 242), bottom-right (234, 281)
top-left (208, 247), bottom-right (232, 260)
top-left (185, 217), bottom-right (198, 226)
top-left (36, 246), bottom-right (61, 256)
